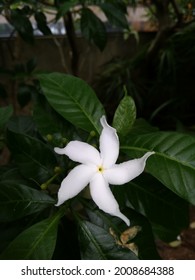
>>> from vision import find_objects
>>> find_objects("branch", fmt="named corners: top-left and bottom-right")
top-left (170, 0), bottom-right (183, 25)
top-left (63, 11), bottom-right (79, 76)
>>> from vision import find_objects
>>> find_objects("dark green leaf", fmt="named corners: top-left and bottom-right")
top-left (78, 219), bottom-right (138, 260)
top-left (130, 118), bottom-right (159, 135)
top-left (38, 73), bottom-right (105, 134)
top-left (124, 174), bottom-right (189, 241)
top-left (0, 166), bottom-right (30, 185)
top-left (122, 207), bottom-right (160, 260)
top-left (0, 182), bottom-right (55, 222)
top-left (100, 3), bottom-right (129, 29)
top-left (121, 131), bottom-right (195, 205)
top-left (33, 93), bottom-right (69, 138)
top-left (35, 11), bottom-right (51, 35)
top-left (81, 8), bottom-right (107, 51)
top-left (0, 105), bottom-right (13, 130)
top-left (113, 95), bottom-right (136, 135)
top-left (0, 212), bottom-right (61, 259)
top-left (7, 129), bottom-right (57, 183)
top-left (10, 11), bottom-right (34, 44)
top-left (7, 115), bottom-right (35, 136)
top-left (78, 204), bottom-right (160, 259)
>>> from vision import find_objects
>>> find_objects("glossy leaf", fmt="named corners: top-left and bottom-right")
top-left (113, 95), bottom-right (136, 135)
top-left (7, 130), bottom-right (57, 183)
top-left (0, 212), bottom-right (61, 260)
top-left (81, 8), bottom-right (107, 51)
top-left (78, 204), bottom-right (160, 259)
top-left (78, 219), bottom-right (138, 260)
top-left (130, 118), bottom-right (159, 135)
top-left (121, 131), bottom-right (195, 205)
top-left (38, 73), bottom-right (105, 134)
top-left (33, 94), bottom-right (69, 137)
top-left (123, 174), bottom-right (189, 241)
top-left (0, 182), bottom-right (55, 222)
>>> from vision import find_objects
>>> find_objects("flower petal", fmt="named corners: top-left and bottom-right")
top-left (89, 173), bottom-right (130, 226)
top-left (104, 152), bottom-right (155, 185)
top-left (55, 164), bottom-right (96, 206)
top-left (54, 140), bottom-right (101, 165)
top-left (99, 115), bottom-right (119, 168)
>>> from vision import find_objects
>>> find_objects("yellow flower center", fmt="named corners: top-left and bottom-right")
top-left (97, 165), bottom-right (104, 173)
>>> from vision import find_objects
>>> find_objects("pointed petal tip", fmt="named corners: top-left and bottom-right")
top-left (116, 211), bottom-right (130, 226)
top-left (100, 115), bottom-right (107, 128)
top-left (55, 202), bottom-right (60, 207)
top-left (143, 151), bottom-right (155, 160)
top-left (54, 147), bottom-right (66, 155)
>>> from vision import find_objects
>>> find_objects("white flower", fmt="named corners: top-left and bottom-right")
top-left (54, 116), bottom-right (154, 226)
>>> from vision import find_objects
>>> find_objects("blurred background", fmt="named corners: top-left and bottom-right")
top-left (1, 0), bottom-right (195, 130)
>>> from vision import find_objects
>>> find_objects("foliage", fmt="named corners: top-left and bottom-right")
top-left (0, 0), bottom-right (195, 261)
top-left (94, 1), bottom-right (195, 130)
top-left (0, 73), bottom-right (193, 260)
top-left (0, 0), bottom-right (129, 49)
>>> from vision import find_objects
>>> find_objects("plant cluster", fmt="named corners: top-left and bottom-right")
top-left (0, 0), bottom-right (195, 260)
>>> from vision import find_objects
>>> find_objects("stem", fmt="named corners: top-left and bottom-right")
top-left (63, 11), bottom-right (79, 76)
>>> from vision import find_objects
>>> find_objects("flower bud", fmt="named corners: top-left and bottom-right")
top-left (54, 166), bottom-right (62, 174)
top-left (90, 130), bottom-right (96, 137)
top-left (40, 183), bottom-right (48, 190)
top-left (46, 134), bottom-right (53, 142)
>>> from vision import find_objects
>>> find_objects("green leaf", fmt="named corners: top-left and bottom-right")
top-left (0, 212), bottom-right (62, 259)
top-left (7, 130), bottom-right (57, 183)
top-left (34, 11), bottom-right (51, 35)
top-left (7, 115), bottom-right (35, 136)
top-left (81, 8), bottom-right (107, 51)
top-left (130, 118), bottom-right (159, 135)
top-left (10, 11), bottom-right (34, 44)
top-left (38, 73), bottom-right (105, 134)
top-left (33, 94), bottom-right (69, 137)
top-left (0, 105), bottom-right (13, 130)
top-left (78, 219), bottom-right (138, 260)
top-left (122, 207), bottom-right (160, 260)
top-left (100, 3), bottom-right (129, 29)
top-left (121, 131), bottom-right (195, 205)
top-left (113, 95), bottom-right (136, 135)
top-left (0, 182), bottom-right (55, 222)
top-left (0, 166), bottom-right (31, 185)
top-left (124, 174), bottom-right (189, 241)
top-left (78, 203), bottom-right (160, 259)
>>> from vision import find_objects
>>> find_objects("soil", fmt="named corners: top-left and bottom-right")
top-left (156, 205), bottom-right (195, 260)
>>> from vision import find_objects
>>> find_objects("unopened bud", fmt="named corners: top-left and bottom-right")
top-left (40, 183), bottom-right (48, 190)
top-left (90, 130), bottom-right (96, 137)
top-left (54, 166), bottom-right (62, 174)
top-left (46, 134), bottom-right (53, 141)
